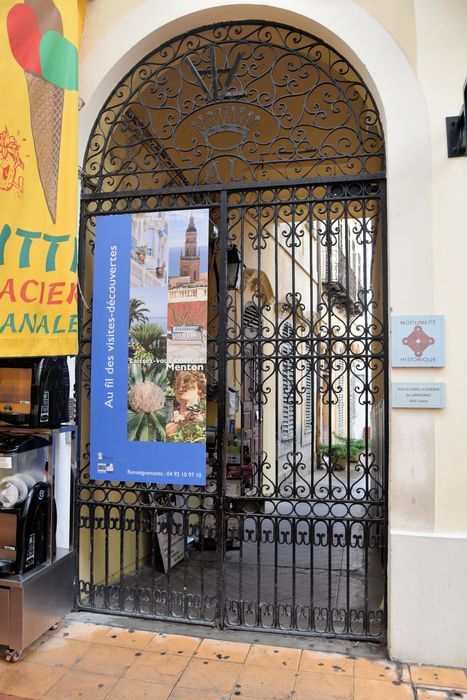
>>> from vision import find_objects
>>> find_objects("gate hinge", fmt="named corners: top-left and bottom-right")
top-left (446, 76), bottom-right (467, 157)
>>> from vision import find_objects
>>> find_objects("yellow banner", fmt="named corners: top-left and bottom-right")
top-left (0, 1), bottom-right (80, 357)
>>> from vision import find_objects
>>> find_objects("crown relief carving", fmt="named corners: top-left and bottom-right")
top-left (184, 46), bottom-right (260, 148)
top-left (191, 105), bottom-right (260, 147)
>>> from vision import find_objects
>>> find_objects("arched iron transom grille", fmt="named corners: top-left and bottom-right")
top-left (79, 21), bottom-right (387, 640)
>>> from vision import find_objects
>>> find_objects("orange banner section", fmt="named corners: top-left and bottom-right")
top-left (0, 1), bottom-right (80, 357)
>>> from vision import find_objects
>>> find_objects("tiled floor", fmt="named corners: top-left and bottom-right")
top-left (0, 619), bottom-right (466, 699)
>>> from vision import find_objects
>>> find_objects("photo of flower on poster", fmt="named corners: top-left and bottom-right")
top-left (127, 283), bottom-right (168, 442)
top-left (127, 361), bottom-right (167, 442)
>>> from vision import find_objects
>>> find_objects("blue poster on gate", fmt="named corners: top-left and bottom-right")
top-left (90, 211), bottom-right (209, 484)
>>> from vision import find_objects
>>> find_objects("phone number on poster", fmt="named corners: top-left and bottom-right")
top-left (165, 471), bottom-right (203, 479)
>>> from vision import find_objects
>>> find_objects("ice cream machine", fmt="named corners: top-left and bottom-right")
top-left (0, 434), bottom-right (52, 576)
top-left (0, 426), bottom-right (75, 663)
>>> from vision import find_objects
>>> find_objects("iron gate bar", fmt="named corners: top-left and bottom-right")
top-left (80, 174), bottom-right (386, 202)
top-left (216, 190), bottom-right (229, 629)
top-left (381, 181), bottom-right (390, 639)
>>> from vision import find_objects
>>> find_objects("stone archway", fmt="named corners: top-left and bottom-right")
top-left (78, 18), bottom-right (388, 641)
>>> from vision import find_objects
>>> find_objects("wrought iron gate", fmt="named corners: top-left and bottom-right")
top-left (77, 21), bottom-right (387, 641)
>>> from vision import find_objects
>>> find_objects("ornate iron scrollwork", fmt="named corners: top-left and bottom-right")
top-left (84, 22), bottom-right (384, 193)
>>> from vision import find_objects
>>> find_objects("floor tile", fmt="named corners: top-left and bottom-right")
top-left (410, 665), bottom-right (467, 689)
top-left (124, 650), bottom-right (190, 685)
top-left (0, 658), bottom-right (14, 678)
top-left (23, 637), bottom-right (92, 668)
top-left (5, 616), bottom-right (465, 700)
top-left (42, 669), bottom-right (117, 699)
top-left (234, 664), bottom-right (297, 699)
top-left (74, 643), bottom-right (138, 677)
top-left (176, 657), bottom-right (242, 694)
top-left (105, 677), bottom-right (172, 699)
top-left (354, 678), bottom-right (415, 700)
top-left (145, 633), bottom-right (201, 657)
top-left (299, 649), bottom-right (354, 677)
top-left (98, 627), bottom-right (155, 650)
top-left (417, 689), bottom-right (466, 699)
top-left (294, 670), bottom-right (353, 700)
top-left (195, 638), bottom-right (251, 663)
top-left (244, 643), bottom-right (302, 670)
top-left (169, 690), bottom-right (230, 700)
top-left (354, 657), bottom-right (401, 681)
top-left (54, 621), bottom-right (112, 643)
top-left (0, 661), bottom-right (67, 699)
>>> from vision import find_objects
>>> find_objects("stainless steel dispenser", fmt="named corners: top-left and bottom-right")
top-left (0, 434), bottom-right (49, 576)
top-left (0, 426), bottom-right (75, 664)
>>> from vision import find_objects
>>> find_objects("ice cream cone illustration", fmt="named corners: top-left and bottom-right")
top-left (7, 1), bottom-right (78, 223)
top-left (24, 71), bottom-right (64, 222)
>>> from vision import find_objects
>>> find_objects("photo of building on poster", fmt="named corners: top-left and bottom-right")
top-left (130, 213), bottom-right (168, 286)
top-left (167, 212), bottom-right (208, 365)
top-left (127, 210), bottom-right (208, 444)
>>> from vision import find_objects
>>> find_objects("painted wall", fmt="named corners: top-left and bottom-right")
top-left (77, 0), bottom-right (467, 666)
top-left (414, 0), bottom-right (467, 532)
top-left (388, 2), bottom-right (467, 666)
top-left (355, 0), bottom-right (417, 70)
top-left (80, 0), bottom-right (418, 71)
